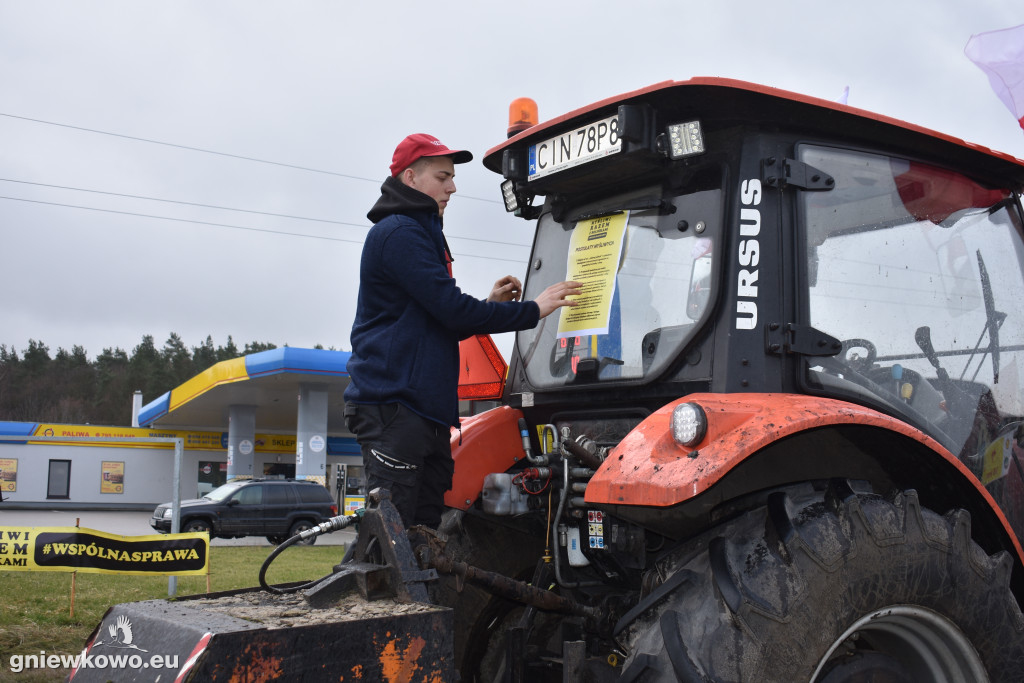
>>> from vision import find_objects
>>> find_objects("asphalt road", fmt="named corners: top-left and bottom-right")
top-left (0, 509), bottom-right (356, 547)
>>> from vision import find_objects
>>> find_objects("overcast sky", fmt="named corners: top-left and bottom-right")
top-left (2, 1), bottom-right (1023, 368)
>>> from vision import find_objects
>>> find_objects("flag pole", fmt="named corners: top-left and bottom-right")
top-left (70, 517), bottom-right (79, 618)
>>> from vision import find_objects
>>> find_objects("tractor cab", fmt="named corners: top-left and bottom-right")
top-left (486, 79), bottom-right (1024, 539)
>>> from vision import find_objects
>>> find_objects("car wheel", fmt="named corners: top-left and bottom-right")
top-left (183, 519), bottom-right (211, 535)
top-left (289, 520), bottom-right (316, 545)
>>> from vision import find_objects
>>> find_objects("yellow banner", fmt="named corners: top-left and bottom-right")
top-left (0, 526), bottom-right (209, 576)
top-left (28, 425), bottom-right (295, 453)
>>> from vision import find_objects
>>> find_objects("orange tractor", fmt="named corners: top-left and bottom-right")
top-left (432, 78), bottom-right (1024, 682)
top-left (80, 79), bottom-right (1024, 682)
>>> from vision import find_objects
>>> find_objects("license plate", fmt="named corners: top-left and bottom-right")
top-left (528, 114), bottom-right (621, 180)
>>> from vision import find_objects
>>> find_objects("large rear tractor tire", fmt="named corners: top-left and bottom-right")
top-left (620, 480), bottom-right (1024, 682)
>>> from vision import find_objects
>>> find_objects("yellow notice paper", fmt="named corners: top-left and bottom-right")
top-left (981, 428), bottom-right (1015, 485)
top-left (558, 212), bottom-right (628, 338)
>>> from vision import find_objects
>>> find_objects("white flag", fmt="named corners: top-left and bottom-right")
top-left (965, 24), bottom-right (1024, 131)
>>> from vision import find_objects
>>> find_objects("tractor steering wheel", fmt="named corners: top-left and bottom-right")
top-left (839, 338), bottom-right (877, 372)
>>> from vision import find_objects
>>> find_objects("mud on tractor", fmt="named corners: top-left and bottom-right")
top-left (80, 79), bottom-right (1024, 682)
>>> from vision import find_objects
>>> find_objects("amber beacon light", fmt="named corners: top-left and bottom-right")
top-left (507, 97), bottom-right (538, 137)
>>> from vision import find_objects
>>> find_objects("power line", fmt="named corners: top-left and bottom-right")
top-left (0, 178), bottom-right (531, 249)
top-left (0, 195), bottom-right (529, 265)
top-left (0, 112), bottom-right (501, 203)
top-left (1, 178), bottom-right (351, 225)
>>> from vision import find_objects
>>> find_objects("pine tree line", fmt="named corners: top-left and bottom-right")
top-left (0, 334), bottom-right (296, 426)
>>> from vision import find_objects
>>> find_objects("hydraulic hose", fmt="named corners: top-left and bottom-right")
top-left (552, 449), bottom-right (602, 589)
top-left (259, 511), bottom-right (363, 595)
top-left (562, 438), bottom-right (604, 471)
top-left (519, 417), bottom-right (548, 465)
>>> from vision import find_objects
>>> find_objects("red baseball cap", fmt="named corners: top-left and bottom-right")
top-left (390, 134), bottom-right (473, 177)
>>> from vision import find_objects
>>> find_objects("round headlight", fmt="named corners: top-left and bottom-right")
top-left (671, 402), bottom-right (707, 447)
top-left (163, 508), bottom-right (173, 519)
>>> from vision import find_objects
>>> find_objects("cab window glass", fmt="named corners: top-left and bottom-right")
top-left (800, 144), bottom-right (1024, 470)
top-left (518, 185), bottom-right (722, 388)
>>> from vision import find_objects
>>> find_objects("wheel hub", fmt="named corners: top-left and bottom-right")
top-left (812, 606), bottom-right (988, 683)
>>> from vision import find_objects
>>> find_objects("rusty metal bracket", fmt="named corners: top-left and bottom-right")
top-left (351, 489), bottom-right (436, 603)
top-left (425, 547), bottom-right (600, 623)
top-left (306, 488), bottom-right (436, 607)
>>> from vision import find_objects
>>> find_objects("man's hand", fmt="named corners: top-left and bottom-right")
top-left (487, 275), bottom-right (523, 302)
top-left (534, 281), bottom-right (583, 318)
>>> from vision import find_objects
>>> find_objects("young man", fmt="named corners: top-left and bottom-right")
top-left (344, 133), bottom-right (580, 529)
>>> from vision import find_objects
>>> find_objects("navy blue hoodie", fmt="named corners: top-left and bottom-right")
top-left (344, 176), bottom-right (539, 427)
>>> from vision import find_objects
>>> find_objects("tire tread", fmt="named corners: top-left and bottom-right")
top-left (619, 480), bottom-right (1024, 682)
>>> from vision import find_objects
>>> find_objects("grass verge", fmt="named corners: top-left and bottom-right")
top-left (0, 544), bottom-right (344, 682)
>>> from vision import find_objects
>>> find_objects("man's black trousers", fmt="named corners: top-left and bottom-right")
top-left (344, 402), bottom-right (453, 528)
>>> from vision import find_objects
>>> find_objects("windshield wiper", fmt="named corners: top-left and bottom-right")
top-left (964, 251), bottom-right (1006, 384)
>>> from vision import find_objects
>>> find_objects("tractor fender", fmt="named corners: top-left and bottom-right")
top-left (585, 393), bottom-right (1024, 565)
top-left (445, 406), bottom-right (524, 510)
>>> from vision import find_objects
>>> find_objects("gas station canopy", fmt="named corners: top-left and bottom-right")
top-left (136, 336), bottom-right (508, 435)
top-left (137, 347), bottom-right (353, 435)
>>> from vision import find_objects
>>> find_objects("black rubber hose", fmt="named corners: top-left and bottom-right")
top-left (259, 512), bottom-right (361, 594)
top-left (562, 438), bottom-right (603, 470)
top-left (258, 534), bottom-right (324, 594)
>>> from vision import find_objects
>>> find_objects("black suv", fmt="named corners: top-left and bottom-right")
top-left (150, 478), bottom-right (338, 545)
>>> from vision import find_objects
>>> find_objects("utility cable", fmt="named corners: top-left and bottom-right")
top-left (0, 112), bottom-right (501, 203)
top-left (2, 177), bottom-right (350, 225)
top-left (0, 195), bottom-right (529, 265)
top-left (0, 178), bottom-right (531, 249)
